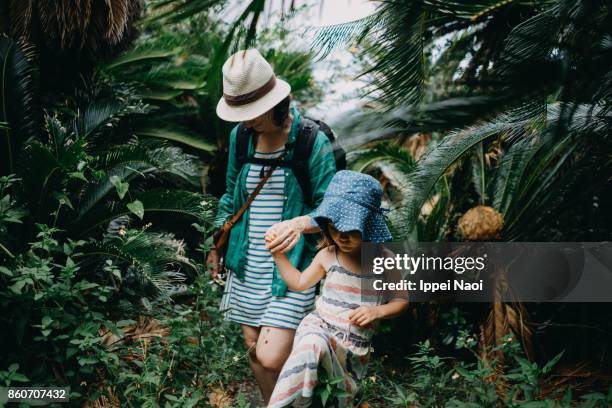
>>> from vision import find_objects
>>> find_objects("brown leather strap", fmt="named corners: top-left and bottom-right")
top-left (213, 154), bottom-right (284, 251)
top-left (223, 75), bottom-right (277, 106)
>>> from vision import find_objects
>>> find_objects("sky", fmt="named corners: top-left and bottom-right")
top-left (304, 0), bottom-right (377, 123)
top-left (220, 0), bottom-right (379, 123)
top-left (222, 0), bottom-right (377, 25)
top-left (303, 0), bottom-right (377, 26)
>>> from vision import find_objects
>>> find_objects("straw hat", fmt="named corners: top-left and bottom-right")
top-left (216, 49), bottom-right (291, 122)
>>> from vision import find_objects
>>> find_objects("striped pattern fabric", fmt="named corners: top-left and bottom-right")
top-left (220, 147), bottom-right (316, 330)
top-left (268, 251), bottom-right (383, 408)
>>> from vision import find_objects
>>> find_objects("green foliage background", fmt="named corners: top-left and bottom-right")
top-left (0, 0), bottom-right (611, 407)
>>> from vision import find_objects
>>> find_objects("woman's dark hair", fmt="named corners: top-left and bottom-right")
top-left (272, 95), bottom-right (291, 127)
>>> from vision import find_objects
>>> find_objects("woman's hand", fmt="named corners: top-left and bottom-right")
top-left (348, 306), bottom-right (382, 327)
top-left (206, 249), bottom-right (220, 280)
top-left (265, 216), bottom-right (311, 254)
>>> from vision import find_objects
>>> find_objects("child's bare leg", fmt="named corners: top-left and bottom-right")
top-left (241, 324), bottom-right (276, 401)
top-left (256, 326), bottom-right (296, 402)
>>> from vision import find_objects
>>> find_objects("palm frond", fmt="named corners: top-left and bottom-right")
top-left (77, 141), bottom-right (200, 220)
top-left (18, 141), bottom-right (71, 220)
top-left (417, 177), bottom-right (451, 242)
top-left (397, 103), bottom-right (556, 236)
top-left (135, 124), bottom-right (216, 152)
top-left (101, 46), bottom-right (180, 71)
top-left (0, 35), bottom-right (39, 175)
top-left (348, 141), bottom-right (416, 176)
top-left (308, 11), bottom-right (384, 61)
top-left (143, 0), bottom-right (223, 25)
top-left (499, 104), bottom-right (611, 239)
top-left (75, 99), bottom-right (124, 139)
top-left (361, 2), bottom-right (427, 106)
top-left (471, 143), bottom-right (487, 205)
top-left (76, 188), bottom-right (215, 236)
top-left (491, 137), bottom-right (539, 217)
top-left (80, 229), bottom-right (196, 299)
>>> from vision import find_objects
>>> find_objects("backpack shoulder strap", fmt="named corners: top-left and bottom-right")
top-left (292, 118), bottom-right (319, 207)
top-left (235, 123), bottom-right (252, 168)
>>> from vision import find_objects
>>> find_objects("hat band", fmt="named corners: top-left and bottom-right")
top-left (223, 75), bottom-right (277, 106)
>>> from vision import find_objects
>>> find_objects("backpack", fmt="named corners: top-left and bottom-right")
top-left (235, 117), bottom-right (346, 206)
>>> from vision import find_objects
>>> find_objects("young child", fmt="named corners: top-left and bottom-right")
top-left (264, 170), bottom-right (409, 408)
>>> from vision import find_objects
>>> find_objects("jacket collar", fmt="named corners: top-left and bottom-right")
top-left (288, 106), bottom-right (301, 145)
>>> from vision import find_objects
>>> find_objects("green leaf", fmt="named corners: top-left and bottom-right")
top-left (9, 280), bottom-right (26, 294)
top-left (141, 297), bottom-right (152, 311)
top-left (103, 47), bottom-right (181, 71)
top-left (11, 373), bottom-right (29, 382)
top-left (77, 357), bottom-right (98, 366)
top-left (116, 319), bottom-right (136, 327)
top-left (110, 175), bottom-right (129, 200)
top-left (69, 172), bottom-right (88, 182)
top-left (42, 315), bottom-right (53, 328)
top-left (329, 376), bottom-right (345, 385)
top-left (0, 266), bottom-right (13, 276)
top-left (542, 350), bottom-right (564, 374)
top-left (127, 200), bottom-right (144, 220)
top-left (139, 88), bottom-right (183, 101)
top-left (320, 387), bottom-right (330, 406)
top-left (135, 125), bottom-right (216, 152)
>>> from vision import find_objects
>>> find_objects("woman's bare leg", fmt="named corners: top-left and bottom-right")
top-left (255, 326), bottom-right (296, 402)
top-left (241, 324), bottom-right (276, 401)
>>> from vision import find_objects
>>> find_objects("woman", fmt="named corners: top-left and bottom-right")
top-left (206, 49), bottom-right (336, 403)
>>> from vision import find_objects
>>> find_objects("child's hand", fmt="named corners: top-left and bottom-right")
top-left (348, 306), bottom-right (382, 327)
top-left (264, 230), bottom-right (276, 243)
top-left (264, 231), bottom-right (277, 252)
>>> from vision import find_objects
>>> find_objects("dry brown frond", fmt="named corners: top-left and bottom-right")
top-left (403, 132), bottom-right (431, 161)
top-left (99, 316), bottom-right (169, 355)
top-left (6, 0), bottom-right (141, 57)
top-left (479, 272), bottom-right (534, 399)
top-left (208, 386), bottom-right (234, 408)
top-left (82, 386), bottom-right (119, 408)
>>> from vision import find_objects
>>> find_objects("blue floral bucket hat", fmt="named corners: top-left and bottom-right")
top-left (311, 170), bottom-right (392, 243)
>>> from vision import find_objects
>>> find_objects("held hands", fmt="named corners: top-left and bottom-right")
top-left (265, 216), bottom-right (310, 254)
top-left (348, 306), bottom-right (382, 328)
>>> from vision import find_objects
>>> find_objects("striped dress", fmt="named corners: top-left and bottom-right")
top-left (220, 147), bottom-right (317, 330)
top-left (268, 248), bottom-right (383, 408)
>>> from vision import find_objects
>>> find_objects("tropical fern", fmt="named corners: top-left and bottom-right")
top-left (80, 229), bottom-right (197, 299)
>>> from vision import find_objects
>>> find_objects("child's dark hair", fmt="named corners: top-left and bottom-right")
top-left (316, 219), bottom-right (335, 250)
top-left (272, 95), bottom-right (291, 127)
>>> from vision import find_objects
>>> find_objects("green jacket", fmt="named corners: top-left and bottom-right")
top-left (214, 107), bottom-right (337, 296)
